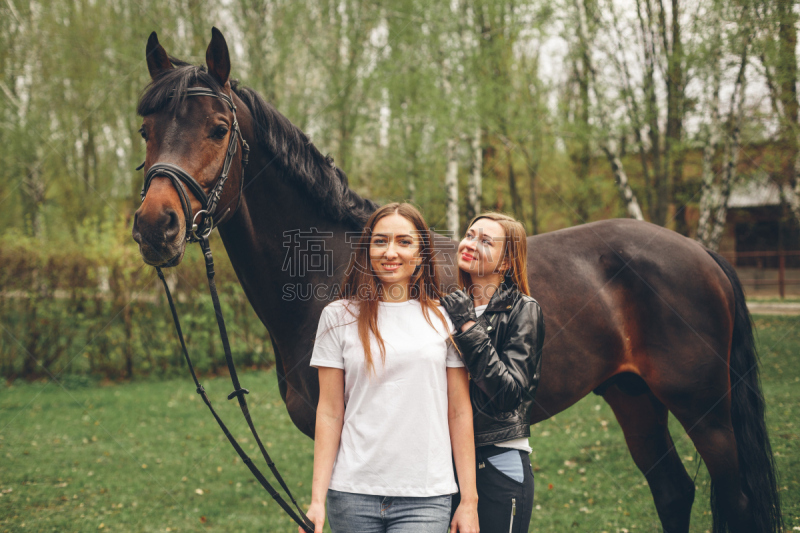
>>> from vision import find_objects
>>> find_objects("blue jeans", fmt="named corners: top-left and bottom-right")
top-left (326, 489), bottom-right (451, 533)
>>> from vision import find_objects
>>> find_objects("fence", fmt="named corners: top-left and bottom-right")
top-left (719, 250), bottom-right (800, 299)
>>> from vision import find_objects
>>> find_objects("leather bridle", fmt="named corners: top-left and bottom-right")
top-left (136, 87), bottom-right (315, 533)
top-left (139, 87), bottom-right (249, 243)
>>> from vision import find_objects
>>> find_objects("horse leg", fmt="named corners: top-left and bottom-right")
top-left (603, 385), bottom-right (695, 533)
top-left (668, 399), bottom-right (756, 533)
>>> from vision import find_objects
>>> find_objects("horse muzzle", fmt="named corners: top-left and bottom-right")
top-left (132, 208), bottom-right (187, 267)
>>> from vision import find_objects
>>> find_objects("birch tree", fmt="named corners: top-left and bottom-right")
top-left (697, 2), bottom-right (751, 251)
top-left (468, 127), bottom-right (483, 220)
top-left (594, 0), bottom-right (689, 226)
top-left (573, 0), bottom-right (644, 220)
top-left (754, 0), bottom-right (800, 224)
top-left (696, 2), bottom-right (723, 246)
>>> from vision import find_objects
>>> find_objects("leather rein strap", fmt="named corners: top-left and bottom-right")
top-left (140, 88), bottom-right (314, 533)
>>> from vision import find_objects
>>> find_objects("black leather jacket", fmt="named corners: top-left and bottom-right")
top-left (451, 282), bottom-right (545, 446)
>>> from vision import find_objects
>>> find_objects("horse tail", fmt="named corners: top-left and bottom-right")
top-left (705, 248), bottom-right (782, 533)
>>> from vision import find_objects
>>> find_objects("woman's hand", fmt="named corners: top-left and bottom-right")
top-left (450, 499), bottom-right (480, 533)
top-left (301, 501), bottom-right (325, 533)
top-left (441, 290), bottom-right (477, 332)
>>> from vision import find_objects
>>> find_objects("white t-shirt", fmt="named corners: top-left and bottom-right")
top-left (472, 304), bottom-right (532, 454)
top-left (310, 299), bottom-right (464, 497)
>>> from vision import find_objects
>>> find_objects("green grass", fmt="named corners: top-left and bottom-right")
top-left (747, 296), bottom-right (800, 304)
top-left (1, 315), bottom-right (798, 532)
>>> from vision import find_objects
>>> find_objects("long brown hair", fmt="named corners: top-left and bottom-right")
top-left (457, 212), bottom-right (531, 296)
top-left (341, 203), bottom-right (448, 375)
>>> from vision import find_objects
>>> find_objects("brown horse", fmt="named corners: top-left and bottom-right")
top-left (131, 28), bottom-right (782, 533)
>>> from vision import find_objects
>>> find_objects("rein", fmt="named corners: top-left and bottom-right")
top-left (140, 87), bottom-right (314, 533)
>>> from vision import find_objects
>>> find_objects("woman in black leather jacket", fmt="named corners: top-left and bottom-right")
top-left (442, 212), bottom-right (545, 533)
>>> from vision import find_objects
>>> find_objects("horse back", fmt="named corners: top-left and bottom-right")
top-left (524, 219), bottom-right (734, 423)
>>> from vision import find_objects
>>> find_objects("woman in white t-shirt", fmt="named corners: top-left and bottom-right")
top-left (302, 203), bottom-right (479, 533)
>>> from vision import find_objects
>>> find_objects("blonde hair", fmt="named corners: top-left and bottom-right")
top-left (457, 212), bottom-right (530, 296)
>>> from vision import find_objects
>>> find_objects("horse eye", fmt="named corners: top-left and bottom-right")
top-left (211, 126), bottom-right (229, 139)
top-left (139, 127), bottom-right (147, 140)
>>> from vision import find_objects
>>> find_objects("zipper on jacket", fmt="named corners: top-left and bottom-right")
top-left (508, 498), bottom-right (516, 533)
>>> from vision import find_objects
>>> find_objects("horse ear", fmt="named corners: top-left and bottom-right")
top-left (146, 31), bottom-right (173, 79)
top-left (205, 27), bottom-right (230, 86)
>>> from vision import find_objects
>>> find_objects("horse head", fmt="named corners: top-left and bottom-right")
top-left (132, 28), bottom-right (250, 266)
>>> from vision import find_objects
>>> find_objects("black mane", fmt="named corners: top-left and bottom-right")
top-left (137, 58), bottom-right (377, 228)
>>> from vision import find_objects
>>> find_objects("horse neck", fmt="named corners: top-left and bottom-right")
top-left (217, 146), bottom-right (358, 357)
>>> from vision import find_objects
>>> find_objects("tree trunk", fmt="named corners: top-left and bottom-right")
top-left (759, 1), bottom-right (800, 225)
top-left (778, 0), bottom-right (800, 226)
top-left (467, 128), bottom-right (482, 221)
top-left (82, 121), bottom-right (92, 194)
top-left (778, 0), bottom-right (798, 186)
top-left (445, 138), bottom-right (459, 236)
top-left (666, 0), bottom-right (686, 232)
top-left (529, 169), bottom-right (539, 235)
top-left (697, 24), bottom-right (722, 247)
top-left (697, 120), bottom-right (721, 246)
top-left (523, 147), bottom-right (540, 235)
top-left (792, 155), bottom-right (800, 223)
top-left (406, 123), bottom-right (417, 203)
top-left (23, 161), bottom-right (46, 241)
top-left (507, 151), bottom-right (523, 222)
top-left (577, 0), bottom-right (644, 221)
top-left (611, 1), bottom-right (653, 221)
top-left (708, 38), bottom-right (749, 251)
top-left (640, 0), bottom-right (665, 224)
top-left (663, 0), bottom-right (684, 226)
top-left (577, 55), bottom-right (591, 185)
top-left (602, 140), bottom-right (644, 221)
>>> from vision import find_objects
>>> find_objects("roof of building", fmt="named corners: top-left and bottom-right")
top-left (727, 171), bottom-right (798, 209)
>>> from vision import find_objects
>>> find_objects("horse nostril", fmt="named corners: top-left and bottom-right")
top-left (132, 212), bottom-right (142, 243)
top-left (163, 208), bottom-right (181, 240)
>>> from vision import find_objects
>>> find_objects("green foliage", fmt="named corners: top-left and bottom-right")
top-left (2, 0), bottom-right (795, 244)
top-left (0, 0), bottom-right (644, 246)
top-left (0, 218), bottom-right (273, 381)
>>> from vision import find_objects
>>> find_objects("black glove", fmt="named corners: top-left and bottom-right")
top-left (441, 290), bottom-right (478, 332)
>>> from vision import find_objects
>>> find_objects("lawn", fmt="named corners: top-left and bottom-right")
top-left (748, 297), bottom-right (800, 304)
top-left (1, 315), bottom-right (798, 532)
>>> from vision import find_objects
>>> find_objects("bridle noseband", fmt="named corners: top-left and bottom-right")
top-left (139, 87), bottom-right (250, 242)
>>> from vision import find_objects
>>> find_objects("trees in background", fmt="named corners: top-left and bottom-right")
top-left (0, 0), bottom-right (794, 246)
top-left (754, 0), bottom-right (800, 226)
top-left (696, 0), bottom-right (752, 250)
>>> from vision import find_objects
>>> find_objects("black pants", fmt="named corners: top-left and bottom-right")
top-left (452, 446), bottom-right (535, 533)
